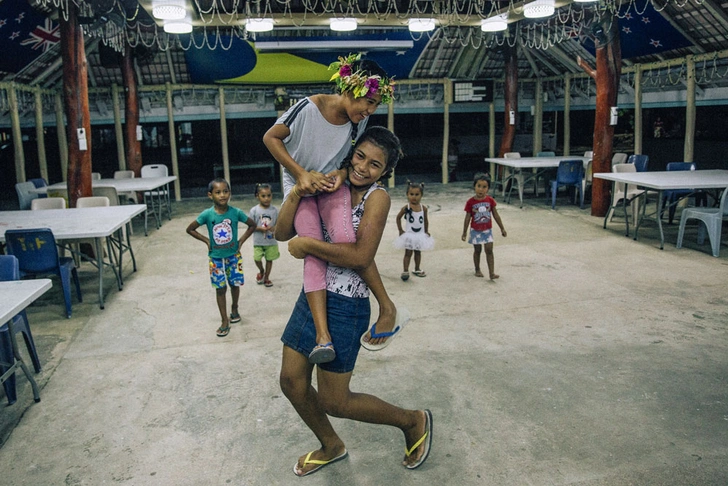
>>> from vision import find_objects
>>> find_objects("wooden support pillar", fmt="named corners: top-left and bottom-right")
top-left (112, 84), bottom-right (126, 170)
top-left (498, 37), bottom-right (518, 157)
top-left (218, 86), bottom-right (230, 184)
top-left (122, 43), bottom-right (142, 176)
top-left (8, 83), bottom-right (26, 183)
top-left (563, 75), bottom-right (571, 155)
top-left (59, 4), bottom-right (92, 207)
top-left (488, 102), bottom-right (496, 177)
top-left (442, 79), bottom-right (452, 184)
top-left (54, 93), bottom-right (68, 180)
top-left (684, 57), bottom-right (696, 162)
top-left (577, 16), bottom-right (621, 217)
top-left (633, 65), bottom-right (643, 155)
top-left (533, 80), bottom-right (543, 156)
top-left (34, 89), bottom-right (48, 182)
top-left (387, 100), bottom-right (395, 188)
top-left (168, 83), bottom-right (181, 201)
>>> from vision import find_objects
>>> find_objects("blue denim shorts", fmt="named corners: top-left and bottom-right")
top-left (281, 290), bottom-right (370, 373)
top-left (468, 228), bottom-right (494, 245)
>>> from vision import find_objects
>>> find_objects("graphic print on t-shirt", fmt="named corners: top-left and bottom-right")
top-left (213, 218), bottom-right (234, 246)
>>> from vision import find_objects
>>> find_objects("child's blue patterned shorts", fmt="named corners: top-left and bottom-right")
top-left (209, 252), bottom-right (244, 288)
top-left (468, 228), bottom-right (494, 245)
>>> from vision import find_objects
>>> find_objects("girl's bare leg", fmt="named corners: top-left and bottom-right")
top-left (279, 347), bottom-right (346, 476)
top-left (403, 249), bottom-right (413, 272)
top-left (473, 245), bottom-right (484, 277)
top-left (485, 242), bottom-right (498, 279)
top-left (414, 250), bottom-right (422, 273)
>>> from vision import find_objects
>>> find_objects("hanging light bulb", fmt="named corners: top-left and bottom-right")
top-left (523, 0), bottom-right (555, 19)
top-left (330, 18), bottom-right (357, 32)
top-left (245, 18), bottom-right (274, 32)
top-left (481, 14), bottom-right (508, 32)
top-left (152, 1), bottom-right (186, 20)
top-left (408, 18), bottom-right (436, 32)
top-left (164, 19), bottom-right (192, 34)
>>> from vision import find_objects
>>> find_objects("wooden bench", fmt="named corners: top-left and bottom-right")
top-left (213, 162), bottom-right (276, 180)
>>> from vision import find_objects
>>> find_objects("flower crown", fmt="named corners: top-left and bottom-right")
top-left (329, 53), bottom-right (395, 104)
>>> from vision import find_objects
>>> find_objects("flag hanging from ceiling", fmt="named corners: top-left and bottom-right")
top-left (616, 2), bottom-right (693, 58)
top-left (0, 3), bottom-right (59, 74)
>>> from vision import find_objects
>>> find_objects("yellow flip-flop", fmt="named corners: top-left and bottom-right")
top-left (293, 449), bottom-right (348, 477)
top-left (404, 409), bottom-right (433, 469)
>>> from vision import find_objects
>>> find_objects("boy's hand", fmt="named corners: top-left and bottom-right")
top-left (501, 229), bottom-right (507, 237)
top-left (298, 170), bottom-right (334, 194)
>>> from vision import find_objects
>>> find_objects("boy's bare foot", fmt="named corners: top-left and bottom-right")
top-left (490, 274), bottom-right (499, 280)
top-left (474, 270), bottom-right (484, 277)
top-left (363, 304), bottom-right (397, 346)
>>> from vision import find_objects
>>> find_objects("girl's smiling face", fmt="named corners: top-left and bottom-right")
top-left (345, 92), bottom-right (382, 124)
top-left (348, 140), bottom-right (387, 187)
top-left (407, 187), bottom-right (423, 205)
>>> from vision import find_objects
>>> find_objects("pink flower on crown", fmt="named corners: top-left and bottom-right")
top-left (339, 64), bottom-right (352, 77)
top-left (364, 77), bottom-right (379, 97)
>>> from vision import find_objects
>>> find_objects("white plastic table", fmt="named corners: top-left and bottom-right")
top-left (35, 176), bottom-right (177, 235)
top-left (594, 169), bottom-right (728, 249)
top-left (0, 205), bottom-right (146, 308)
top-left (484, 157), bottom-right (591, 207)
top-left (0, 279), bottom-right (52, 403)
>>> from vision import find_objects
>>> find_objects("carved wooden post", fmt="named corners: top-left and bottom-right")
top-left (59, 3), bottom-right (92, 208)
top-left (578, 16), bottom-right (621, 217)
top-left (498, 38), bottom-right (518, 158)
top-left (122, 44), bottom-right (142, 176)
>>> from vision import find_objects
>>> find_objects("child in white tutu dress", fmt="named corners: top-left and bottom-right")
top-left (394, 181), bottom-right (435, 280)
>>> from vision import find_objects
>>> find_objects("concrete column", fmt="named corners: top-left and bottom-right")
top-left (533, 80), bottom-right (543, 156)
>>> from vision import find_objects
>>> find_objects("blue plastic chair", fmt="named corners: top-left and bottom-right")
top-left (4, 228), bottom-right (82, 319)
top-left (0, 255), bottom-right (42, 405)
top-left (662, 162), bottom-right (697, 224)
top-left (628, 154), bottom-right (649, 172)
top-left (550, 160), bottom-right (584, 209)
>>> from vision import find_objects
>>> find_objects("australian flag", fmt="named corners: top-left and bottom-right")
top-left (0, 2), bottom-right (59, 74)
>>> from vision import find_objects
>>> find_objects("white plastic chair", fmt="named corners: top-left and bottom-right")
top-left (91, 172), bottom-right (102, 180)
top-left (611, 153), bottom-right (628, 167)
top-left (584, 151), bottom-right (594, 159)
top-left (31, 197), bottom-right (66, 210)
top-left (15, 182), bottom-right (39, 210)
top-left (141, 164), bottom-right (171, 227)
top-left (114, 170), bottom-right (138, 204)
top-left (606, 163), bottom-right (642, 228)
top-left (676, 186), bottom-right (728, 257)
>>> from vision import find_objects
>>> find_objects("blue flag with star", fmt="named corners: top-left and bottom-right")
top-left (617, 3), bottom-right (693, 58)
top-left (0, 2), bottom-right (59, 74)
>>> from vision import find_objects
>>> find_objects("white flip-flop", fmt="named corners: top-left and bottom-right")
top-left (360, 307), bottom-right (411, 351)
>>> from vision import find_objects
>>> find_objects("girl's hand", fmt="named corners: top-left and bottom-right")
top-left (323, 168), bottom-right (348, 193)
top-left (461, 233), bottom-right (467, 241)
top-left (501, 229), bottom-right (507, 237)
top-left (287, 237), bottom-right (308, 259)
top-left (398, 230), bottom-right (404, 236)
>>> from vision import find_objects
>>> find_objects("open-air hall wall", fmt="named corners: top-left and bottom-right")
top-left (3, 48), bottom-right (728, 202)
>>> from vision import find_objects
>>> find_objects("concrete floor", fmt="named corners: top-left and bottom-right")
top-left (1, 183), bottom-right (727, 485)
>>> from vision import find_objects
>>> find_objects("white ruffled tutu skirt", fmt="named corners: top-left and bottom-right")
top-left (394, 232), bottom-right (435, 251)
